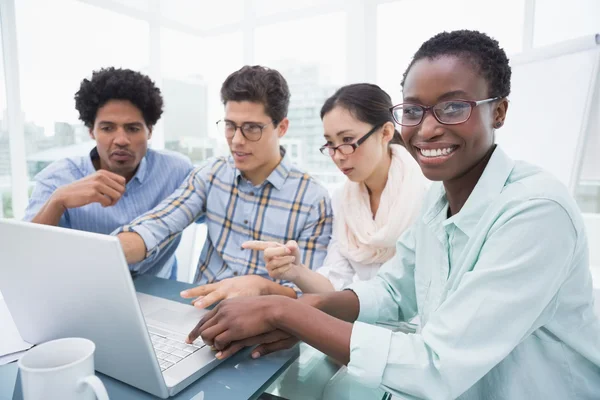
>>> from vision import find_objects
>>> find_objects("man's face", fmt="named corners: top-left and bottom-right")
top-left (223, 101), bottom-right (286, 176)
top-left (90, 99), bottom-right (151, 180)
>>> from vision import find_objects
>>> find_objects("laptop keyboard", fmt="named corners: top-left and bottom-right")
top-left (148, 328), bottom-right (205, 372)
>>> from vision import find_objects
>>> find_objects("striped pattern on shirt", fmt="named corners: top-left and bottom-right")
top-left (24, 147), bottom-right (194, 278)
top-left (120, 148), bottom-right (333, 289)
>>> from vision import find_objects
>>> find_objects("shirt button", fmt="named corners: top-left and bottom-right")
top-left (233, 271), bottom-right (239, 276)
top-left (244, 220), bottom-right (249, 224)
top-left (249, 192), bottom-right (255, 196)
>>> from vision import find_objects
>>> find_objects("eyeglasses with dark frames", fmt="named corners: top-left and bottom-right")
top-left (216, 120), bottom-right (276, 142)
top-left (389, 97), bottom-right (499, 127)
top-left (319, 123), bottom-right (383, 157)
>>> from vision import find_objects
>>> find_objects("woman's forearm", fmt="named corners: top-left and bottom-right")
top-left (293, 266), bottom-right (336, 293)
top-left (308, 289), bottom-right (361, 322)
top-left (273, 296), bottom-right (355, 364)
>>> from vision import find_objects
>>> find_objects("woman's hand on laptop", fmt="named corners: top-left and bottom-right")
top-left (186, 293), bottom-right (325, 360)
top-left (180, 275), bottom-right (275, 309)
top-left (242, 240), bottom-right (305, 282)
top-left (186, 295), bottom-right (290, 356)
top-left (214, 330), bottom-right (298, 360)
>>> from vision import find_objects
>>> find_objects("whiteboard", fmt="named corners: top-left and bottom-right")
top-left (580, 104), bottom-right (600, 183)
top-left (497, 47), bottom-right (599, 189)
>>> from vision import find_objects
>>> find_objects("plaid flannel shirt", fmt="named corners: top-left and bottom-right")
top-left (118, 148), bottom-right (333, 292)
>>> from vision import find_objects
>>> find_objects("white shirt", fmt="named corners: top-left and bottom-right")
top-left (317, 237), bottom-right (383, 290)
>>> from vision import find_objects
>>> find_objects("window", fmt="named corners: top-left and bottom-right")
top-left (15, 0), bottom-right (150, 179)
top-left (534, 0), bottom-right (600, 47)
top-left (377, 0), bottom-right (525, 104)
top-left (5, 0), bottom-right (599, 213)
top-left (253, 0), bottom-right (335, 17)
top-left (160, 0), bottom-right (244, 31)
top-left (111, 0), bottom-right (151, 12)
top-left (0, 20), bottom-right (11, 217)
top-left (255, 12), bottom-right (346, 189)
top-left (160, 29), bottom-right (243, 163)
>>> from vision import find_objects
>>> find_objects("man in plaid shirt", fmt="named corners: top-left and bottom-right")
top-left (116, 65), bottom-right (333, 308)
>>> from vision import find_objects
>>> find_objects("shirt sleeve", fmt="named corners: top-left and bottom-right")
top-left (347, 199), bottom-right (578, 399)
top-left (113, 162), bottom-right (211, 263)
top-left (280, 194), bottom-right (332, 294)
top-left (348, 225), bottom-right (418, 326)
top-left (24, 178), bottom-right (70, 228)
top-left (295, 193), bottom-right (333, 271)
top-left (316, 238), bottom-right (356, 290)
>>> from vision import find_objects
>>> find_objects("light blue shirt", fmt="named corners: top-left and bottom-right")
top-left (24, 147), bottom-right (193, 278)
top-left (347, 146), bottom-right (600, 399)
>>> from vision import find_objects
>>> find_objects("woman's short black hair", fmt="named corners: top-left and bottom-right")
top-left (220, 65), bottom-right (290, 125)
top-left (75, 67), bottom-right (164, 128)
top-left (401, 30), bottom-right (511, 98)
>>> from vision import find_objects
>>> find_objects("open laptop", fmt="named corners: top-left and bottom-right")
top-left (0, 219), bottom-right (224, 398)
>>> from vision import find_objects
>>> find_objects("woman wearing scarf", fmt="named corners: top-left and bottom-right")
top-left (244, 83), bottom-right (429, 292)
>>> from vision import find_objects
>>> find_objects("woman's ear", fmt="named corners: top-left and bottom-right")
top-left (493, 98), bottom-right (509, 128)
top-left (381, 121), bottom-right (395, 144)
top-left (88, 128), bottom-right (95, 140)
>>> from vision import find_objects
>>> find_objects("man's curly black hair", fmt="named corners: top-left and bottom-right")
top-left (75, 67), bottom-right (164, 128)
top-left (401, 30), bottom-right (511, 99)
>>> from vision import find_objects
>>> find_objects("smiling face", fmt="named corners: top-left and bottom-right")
top-left (90, 99), bottom-right (151, 180)
top-left (400, 55), bottom-right (507, 183)
top-left (322, 106), bottom-right (392, 182)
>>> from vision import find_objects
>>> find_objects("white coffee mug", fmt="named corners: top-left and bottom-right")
top-left (18, 337), bottom-right (109, 400)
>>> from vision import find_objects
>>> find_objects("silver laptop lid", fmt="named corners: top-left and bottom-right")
top-left (0, 219), bottom-right (168, 398)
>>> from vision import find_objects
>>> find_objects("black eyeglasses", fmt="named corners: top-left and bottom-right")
top-left (216, 120), bottom-right (275, 142)
top-left (319, 124), bottom-right (383, 157)
top-left (390, 97), bottom-right (499, 127)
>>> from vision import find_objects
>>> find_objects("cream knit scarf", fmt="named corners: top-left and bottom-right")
top-left (334, 144), bottom-right (427, 264)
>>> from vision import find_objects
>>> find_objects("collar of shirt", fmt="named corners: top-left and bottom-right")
top-left (423, 146), bottom-right (516, 238)
top-left (233, 146), bottom-right (292, 191)
top-left (88, 147), bottom-right (149, 185)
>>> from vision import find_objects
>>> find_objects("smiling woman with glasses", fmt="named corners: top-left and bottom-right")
top-left (185, 30), bottom-right (600, 400)
top-left (242, 83), bottom-right (429, 296)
